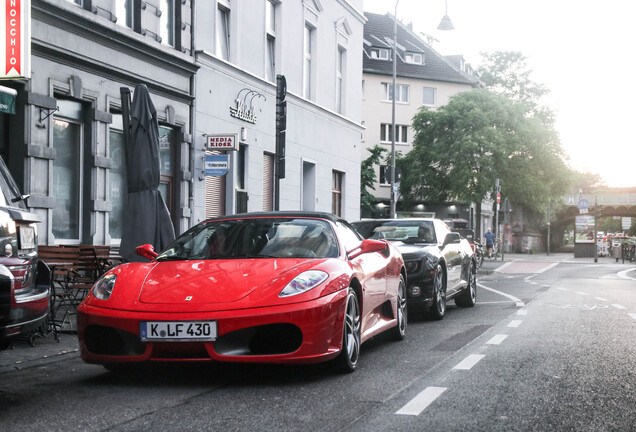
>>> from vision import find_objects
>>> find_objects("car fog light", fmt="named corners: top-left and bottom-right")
top-left (409, 285), bottom-right (422, 297)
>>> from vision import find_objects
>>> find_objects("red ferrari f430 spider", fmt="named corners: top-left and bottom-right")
top-left (78, 212), bottom-right (407, 372)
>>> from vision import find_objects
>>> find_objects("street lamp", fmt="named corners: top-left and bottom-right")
top-left (389, 1), bottom-right (455, 218)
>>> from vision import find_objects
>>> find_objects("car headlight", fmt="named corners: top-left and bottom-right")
top-left (405, 261), bottom-right (420, 273)
top-left (279, 271), bottom-right (328, 298)
top-left (92, 274), bottom-right (117, 300)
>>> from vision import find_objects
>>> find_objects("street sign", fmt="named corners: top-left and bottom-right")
top-left (205, 154), bottom-right (229, 176)
top-left (577, 199), bottom-right (589, 210)
top-left (206, 134), bottom-right (238, 151)
top-left (497, 192), bottom-right (501, 204)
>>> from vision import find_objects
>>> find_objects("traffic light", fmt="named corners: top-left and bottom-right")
top-left (275, 74), bottom-right (286, 179)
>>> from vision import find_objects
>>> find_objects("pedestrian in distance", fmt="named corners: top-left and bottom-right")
top-left (484, 228), bottom-right (495, 258)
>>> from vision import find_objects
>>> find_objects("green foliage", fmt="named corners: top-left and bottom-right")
top-left (360, 145), bottom-right (387, 212)
top-left (400, 88), bottom-right (573, 214)
top-left (478, 51), bottom-right (548, 115)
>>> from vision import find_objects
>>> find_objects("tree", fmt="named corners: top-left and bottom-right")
top-left (399, 88), bottom-right (572, 237)
top-left (360, 145), bottom-right (387, 213)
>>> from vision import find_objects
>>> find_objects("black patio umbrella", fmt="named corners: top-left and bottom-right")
top-left (119, 84), bottom-right (175, 262)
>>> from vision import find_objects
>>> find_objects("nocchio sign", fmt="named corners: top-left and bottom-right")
top-left (1, 0), bottom-right (30, 79)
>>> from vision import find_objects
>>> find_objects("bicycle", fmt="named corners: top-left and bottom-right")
top-left (473, 241), bottom-right (484, 269)
top-left (486, 240), bottom-right (500, 260)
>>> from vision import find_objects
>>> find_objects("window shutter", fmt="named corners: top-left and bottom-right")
top-left (205, 150), bottom-right (226, 218)
top-left (262, 153), bottom-right (274, 211)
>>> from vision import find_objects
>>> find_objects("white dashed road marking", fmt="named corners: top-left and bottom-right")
top-left (629, 313), bottom-right (636, 320)
top-left (453, 354), bottom-right (485, 370)
top-left (508, 320), bottom-right (522, 328)
top-left (477, 282), bottom-right (524, 307)
top-left (612, 304), bottom-right (627, 310)
top-left (396, 387), bottom-right (447, 416)
top-left (594, 297), bottom-right (609, 302)
top-left (487, 334), bottom-right (508, 345)
top-left (517, 309), bottom-right (528, 316)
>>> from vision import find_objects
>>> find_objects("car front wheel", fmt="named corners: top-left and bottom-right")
top-left (391, 275), bottom-right (407, 340)
top-left (456, 261), bottom-right (477, 307)
top-left (428, 264), bottom-right (446, 320)
top-left (335, 288), bottom-right (361, 373)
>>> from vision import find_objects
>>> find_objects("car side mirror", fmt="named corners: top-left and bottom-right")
top-left (347, 239), bottom-right (387, 260)
top-left (443, 232), bottom-right (461, 247)
top-left (135, 244), bottom-right (158, 261)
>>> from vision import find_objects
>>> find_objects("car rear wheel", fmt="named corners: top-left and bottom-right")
top-left (456, 261), bottom-right (477, 307)
top-left (391, 275), bottom-right (407, 340)
top-left (335, 288), bottom-right (361, 373)
top-left (428, 264), bottom-right (446, 320)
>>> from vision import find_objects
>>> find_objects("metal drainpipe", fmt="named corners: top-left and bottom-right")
top-left (188, 0), bottom-right (196, 228)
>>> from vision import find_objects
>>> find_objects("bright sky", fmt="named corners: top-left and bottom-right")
top-left (363, 0), bottom-right (636, 188)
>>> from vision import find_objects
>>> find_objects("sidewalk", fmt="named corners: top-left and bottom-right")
top-left (0, 329), bottom-right (80, 375)
top-left (1, 253), bottom-right (633, 374)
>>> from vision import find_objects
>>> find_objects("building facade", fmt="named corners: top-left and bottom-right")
top-left (361, 12), bottom-right (480, 220)
top-left (2, 0), bottom-right (197, 248)
top-left (193, 0), bottom-right (365, 224)
top-left (1, 0), bottom-right (366, 250)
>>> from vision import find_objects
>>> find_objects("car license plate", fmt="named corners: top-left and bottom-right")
top-left (18, 226), bottom-right (35, 250)
top-left (140, 321), bottom-right (217, 341)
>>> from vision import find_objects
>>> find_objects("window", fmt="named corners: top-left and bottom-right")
top-left (158, 125), bottom-right (175, 216)
top-left (380, 123), bottom-right (408, 144)
top-left (303, 24), bottom-right (313, 99)
top-left (216, 2), bottom-right (230, 60)
top-left (336, 48), bottom-right (345, 113)
top-left (332, 171), bottom-right (343, 216)
top-left (265, 1), bottom-right (276, 81)
top-left (160, 0), bottom-right (175, 46)
top-left (405, 52), bottom-right (423, 64)
top-left (116, 0), bottom-right (133, 28)
top-left (423, 87), bottom-right (436, 106)
top-left (109, 113), bottom-right (127, 242)
top-left (52, 100), bottom-right (84, 243)
top-left (382, 82), bottom-right (409, 103)
top-left (370, 47), bottom-right (390, 60)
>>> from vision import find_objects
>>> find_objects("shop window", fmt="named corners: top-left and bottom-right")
top-left (52, 100), bottom-right (84, 243)
top-left (108, 113), bottom-right (126, 242)
top-left (158, 125), bottom-right (175, 216)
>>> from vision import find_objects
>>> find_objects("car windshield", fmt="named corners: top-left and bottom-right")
top-left (156, 217), bottom-right (340, 260)
top-left (353, 220), bottom-right (436, 244)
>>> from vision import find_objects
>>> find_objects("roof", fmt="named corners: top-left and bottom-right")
top-left (362, 12), bottom-right (480, 86)
top-left (204, 211), bottom-right (344, 224)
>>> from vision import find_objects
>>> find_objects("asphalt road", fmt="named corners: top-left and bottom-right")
top-left (1, 255), bottom-right (634, 431)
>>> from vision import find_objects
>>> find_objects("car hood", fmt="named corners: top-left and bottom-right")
top-left (136, 259), bottom-right (333, 306)
top-left (394, 242), bottom-right (438, 257)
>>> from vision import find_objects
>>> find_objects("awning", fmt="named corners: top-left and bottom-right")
top-left (0, 86), bottom-right (16, 114)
